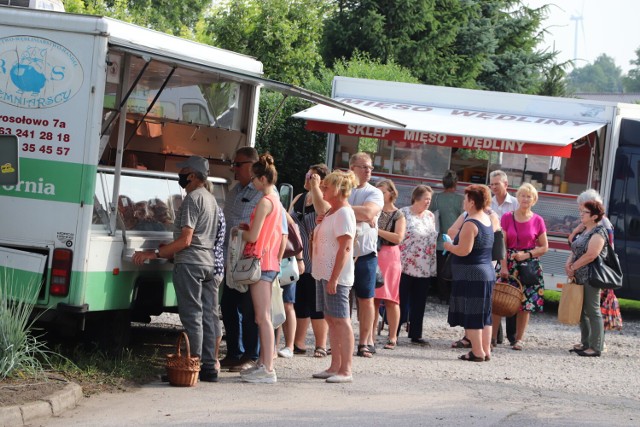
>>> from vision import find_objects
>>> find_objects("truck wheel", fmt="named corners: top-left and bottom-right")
top-left (82, 310), bottom-right (131, 352)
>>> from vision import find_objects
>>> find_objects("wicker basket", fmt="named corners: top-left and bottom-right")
top-left (492, 275), bottom-right (525, 317)
top-left (166, 332), bottom-right (200, 387)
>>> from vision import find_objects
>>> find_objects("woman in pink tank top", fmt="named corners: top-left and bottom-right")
top-left (238, 153), bottom-right (283, 383)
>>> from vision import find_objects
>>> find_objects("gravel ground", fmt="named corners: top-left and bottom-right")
top-left (150, 298), bottom-right (640, 401)
top-left (45, 299), bottom-right (640, 426)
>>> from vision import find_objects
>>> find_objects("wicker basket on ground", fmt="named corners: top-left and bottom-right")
top-left (492, 275), bottom-right (525, 317)
top-left (166, 331), bottom-right (200, 387)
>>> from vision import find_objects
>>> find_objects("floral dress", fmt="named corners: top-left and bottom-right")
top-left (399, 206), bottom-right (437, 278)
top-left (497, 212), bottom-right (546, 313)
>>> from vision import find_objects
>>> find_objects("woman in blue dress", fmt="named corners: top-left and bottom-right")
top-left (444, 185), bottom-right (495, 362)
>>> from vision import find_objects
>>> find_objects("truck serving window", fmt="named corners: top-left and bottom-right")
top-left (92, 168), bottom-right (226, 233)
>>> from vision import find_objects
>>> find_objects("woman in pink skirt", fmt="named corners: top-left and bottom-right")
top-left (372, 179), bottom-right (406, 349)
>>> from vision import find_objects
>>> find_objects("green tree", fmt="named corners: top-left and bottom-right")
top-left (623, 47), bottom-right (640, 92)
top-left (566, 54), bottom-right (624, 93)
top-left (475, 2), bottom-right (555, 94)
top-left (207, 0), bottom-right (327, 85)
top-left (321, 0), bottom-right (556, 93)
top-left (258, 54), bottom-right (419, 192)
top-left (64, 0), bottom-right (209, 36)
top-left (537, 61), bottom-right (571, 97)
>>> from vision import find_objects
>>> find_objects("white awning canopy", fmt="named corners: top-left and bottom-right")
top-left (293, 97), bottom-right (607, 158)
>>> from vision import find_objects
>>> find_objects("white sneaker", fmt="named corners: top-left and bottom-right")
top-left (241, 365), bottom-right (277, 384)
top-left (278, 347), bottom-right (293, 358)
top-left (239, 362), bottom-right (260, 376)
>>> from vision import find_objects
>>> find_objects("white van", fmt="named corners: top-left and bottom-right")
top-left (0, 7), bottom-right (381, 345)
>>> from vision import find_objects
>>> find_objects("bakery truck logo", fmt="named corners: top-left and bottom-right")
top-left (0, 36), bottom-right (83, 109)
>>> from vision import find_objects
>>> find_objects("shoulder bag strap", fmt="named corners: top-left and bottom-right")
top-left (510, 212), bottom-right (520, 248)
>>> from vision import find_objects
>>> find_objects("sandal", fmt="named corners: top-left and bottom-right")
top-left (313, 347), bottom-right (328, 358)
top-left (293, 345), bottom-right (306, 355)
top-left (458, 351), bottom-right (484, 362)
top-left (569, 343), bottom-right (587, 353)
top-left (356, 344), bottom-right (373, 358)
top-left (383, 340), bottom-right (397, 350)
top-left (512, 340), bottom-right (524, 351)
top-left (368, 344), bottom-right (376, 354)
top-left (451, 337), bottom-right (472, 349)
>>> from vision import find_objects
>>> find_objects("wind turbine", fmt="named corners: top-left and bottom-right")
top-left (569, 2), bottom-right (586, 64)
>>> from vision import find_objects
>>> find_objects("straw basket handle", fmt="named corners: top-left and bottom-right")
top-left (176, 331), bottom-right (191, 359)
top-left (508, 274), bottom-right (525, 302)
top-left (498, 274), bottom-right (525, 299)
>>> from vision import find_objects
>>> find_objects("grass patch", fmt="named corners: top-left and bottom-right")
top-left (545, 289), bottom-right (640, 316)
top-left (46, 343), bottom-right (165, 395)
top-left (0, 272), bottom-right (51, 381)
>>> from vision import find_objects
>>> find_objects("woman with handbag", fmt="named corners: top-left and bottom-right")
top-left (398, 185), bottom-right (438, 345)
top-left (494, 183), bottom-right (548, 351)
top-left (565, 200), bottom-right (608, 357)
top-left (444, 185), bottom-right (495, 361)
top-left (430, 170), bottom-right (464, 303)
top-left (372, 179), bottom-right (406, 350)
top-left (290, 164), bottom-right (331, 358)
top-left (311, 170), bottom-right (357, 383)
top-left (236, 153), bottom-right (283, 383)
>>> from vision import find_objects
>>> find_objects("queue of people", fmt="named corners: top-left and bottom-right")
top-left (134, 151), bottom-right (618, 386)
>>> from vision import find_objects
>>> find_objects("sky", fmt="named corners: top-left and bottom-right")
top-left (525, 0), bottom-right (640, 73)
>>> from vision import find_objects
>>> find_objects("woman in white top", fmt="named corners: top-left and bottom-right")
top-left (311, 170), bottom-right (357, 383)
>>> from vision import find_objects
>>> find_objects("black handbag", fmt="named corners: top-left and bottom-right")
top-left (492, 229), bottom-right (506, 261)
top-left (441, 252), bottom-right (453, 281)
top-left (588, 238), bottom-right (623, 290)
top-left (516, 259), bottom-right (538, 286)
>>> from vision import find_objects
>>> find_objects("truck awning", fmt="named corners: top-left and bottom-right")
top-left (293, 97), bottom-right (607, 158)
top-left (104, 18), bottom-right (404, 128)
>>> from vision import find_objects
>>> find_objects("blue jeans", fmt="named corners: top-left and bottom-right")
top-left (220, 278), bottom-right (259, 361)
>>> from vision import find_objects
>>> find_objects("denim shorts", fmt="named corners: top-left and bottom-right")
top-left (353, 253), bottom-right (377, 299)
top-left (315, 279), bottom-right (351, 318)
top-left (260, 270), bottom-right (278, 282)
top-left (281, 282), bottom-right (296, 303)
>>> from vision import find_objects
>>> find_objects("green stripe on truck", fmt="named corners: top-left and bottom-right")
top-left (44, 270), bottom-right (177, 311)
top-left (0, 157), bottom-right (96, 204)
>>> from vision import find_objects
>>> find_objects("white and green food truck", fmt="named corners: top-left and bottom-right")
top-left (0, 7), bottom-right (384, 344)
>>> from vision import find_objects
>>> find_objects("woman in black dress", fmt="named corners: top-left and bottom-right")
top-left (444, 185), bottom-right (495, 362)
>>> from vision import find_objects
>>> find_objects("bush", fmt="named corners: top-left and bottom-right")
top-left (0, 272), bottom-right (50, 380)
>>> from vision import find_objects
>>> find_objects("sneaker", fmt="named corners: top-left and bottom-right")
top-left (241, 365), bottom-right (277, 384)
top-left (277, 347), bottom-right (293, 358)
top-left (239, 362), bottom-right (260, 376)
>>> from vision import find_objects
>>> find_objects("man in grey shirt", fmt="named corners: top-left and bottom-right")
top-left (133, 155), bottom-right (219, 382)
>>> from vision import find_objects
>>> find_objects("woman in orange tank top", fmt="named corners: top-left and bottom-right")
top-left (238, 153), bottom-right (283, 384)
